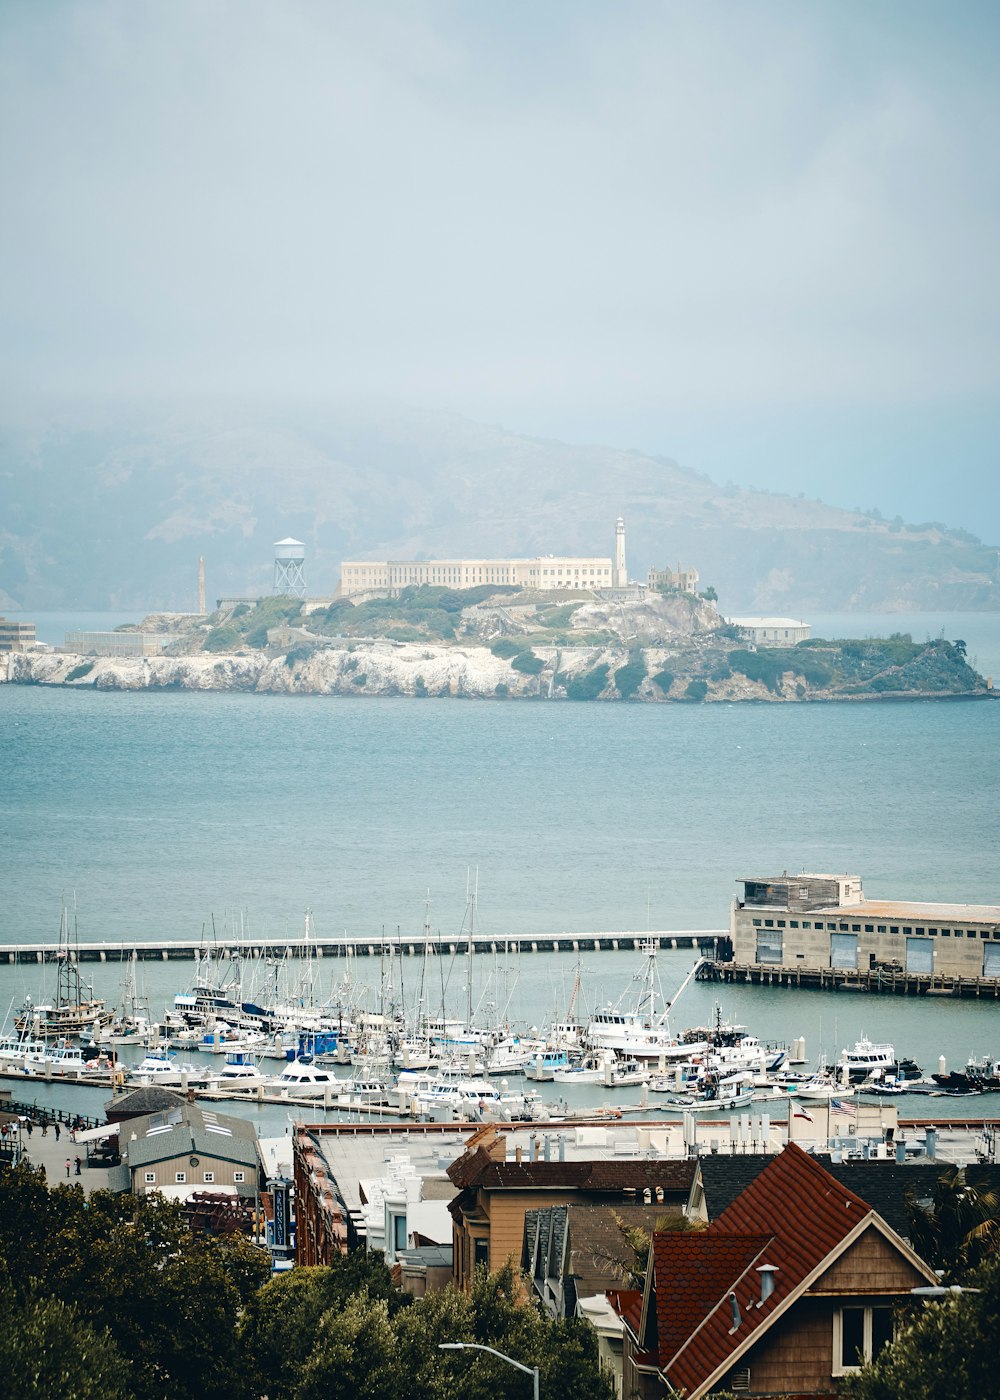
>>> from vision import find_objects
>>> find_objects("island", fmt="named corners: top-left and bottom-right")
top-left (2, 586), bottom-right (991, 701)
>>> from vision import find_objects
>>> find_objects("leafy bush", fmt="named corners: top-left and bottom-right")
top-left (685, 679), bottom-right (709, 701)
top-left (414, 675), bottom-right (428, 697)
top-left (494, 682), bottom-right (509, 697)
top-left (614, 651), bottom-right (646, 700)
top-left (511, 650), bottom-right (545, 675)
top-left (351, 673), bottom-right (367, 687)
top-left (565, 664), bottom-right (610, 700)
top-left (284, 643), bottom-right (315, 669)
top-left (66, 662), bottom-right (95, 682)
top-left (204, 625), bottom-right (242, 653)
top-left (490, 638), bottom-right (520, 659)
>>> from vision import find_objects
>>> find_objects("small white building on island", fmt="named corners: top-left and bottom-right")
top-left (727, 616), bottom-right (811, 645)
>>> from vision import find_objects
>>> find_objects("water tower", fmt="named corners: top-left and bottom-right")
top-left (273, 538), bottom-right (306, 598)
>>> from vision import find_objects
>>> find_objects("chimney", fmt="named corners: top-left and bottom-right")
top-left (543, 1134), bottom-right (551, 1162)
top-left (756, 1265), bottom-right (779, 1306)
top-left (558, 1135), bottom-right (566, 1162)
top-left (515, 1145), bottom-right (523, 1164)
top-left (529, 1131), bottom-right (537, 1163)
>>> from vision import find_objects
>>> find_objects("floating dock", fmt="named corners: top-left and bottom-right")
top-left (0, 930), bottom-right (724, 965)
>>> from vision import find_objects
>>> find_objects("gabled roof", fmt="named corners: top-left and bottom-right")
top-left (628, 1144), bottom-right (937, 1400)
top-left (693, 1153), bottom-right (1000, 1243)
top-left (652, 1232), bottom-right (772, 1364)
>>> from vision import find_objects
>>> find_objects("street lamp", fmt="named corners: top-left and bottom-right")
top-left (439, 1342), bottom-right (540, 1400)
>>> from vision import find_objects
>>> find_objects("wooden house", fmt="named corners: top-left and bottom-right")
top-left (612, 1142), bottom-right (937, 1399)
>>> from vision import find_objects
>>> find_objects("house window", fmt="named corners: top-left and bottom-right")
top-left (175, 1172), bottom-right (186, 1184)
top-left (834, 1306), bottom-right (894, 1373)
top-left (394, 1214), bottom-right (407, 1251)
top-left (203, 1172), bottom-right (214, 1183)
top-left (144, 1172), bottom-right (156, 1184)
top-left (473, 1238), bottom-right (489, 1269)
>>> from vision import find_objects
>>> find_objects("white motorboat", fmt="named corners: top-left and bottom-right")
top-left (126, 1052), bottom-right (209, 1086)
top-left (270, 1059), bottom-right (340, 1097)
top-left (211, 1051), bottom-right (268, 1091)
top-left (414, 1076), bottom-right (502, 1114)
top-left (793, 1077), bottom-right (856, 1103)
top-left (838, 1036), bottom-right (896, 1078)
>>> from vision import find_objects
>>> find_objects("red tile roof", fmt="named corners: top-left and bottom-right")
top-left (653, 1145), bottom-right (887, 1398)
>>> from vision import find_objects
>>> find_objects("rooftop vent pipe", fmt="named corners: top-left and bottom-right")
top-left (756, 1265), bottom-right (779, 1306)
top-left (728, 1292), bottom-right (741, 1334)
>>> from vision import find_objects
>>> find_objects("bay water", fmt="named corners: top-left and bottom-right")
top-left (1, 610), bottom-right (999, 1126)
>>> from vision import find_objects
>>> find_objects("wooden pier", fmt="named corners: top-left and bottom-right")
top-left (0, 930), bottom-right (724, 966)
top-left (699, 959), bottom-right (1000, 999)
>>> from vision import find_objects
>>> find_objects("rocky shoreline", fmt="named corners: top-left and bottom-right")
top-left (2, 643), bottom-right (992, 703)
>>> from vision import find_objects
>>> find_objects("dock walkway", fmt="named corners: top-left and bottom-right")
top-left (0, 930), bottom-right (724, 965)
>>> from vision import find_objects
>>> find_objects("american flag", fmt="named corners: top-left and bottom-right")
top-left (831, 1098), bottom-right (856, 1116)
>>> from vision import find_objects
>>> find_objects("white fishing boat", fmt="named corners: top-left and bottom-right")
top-left (339, 1076), bottom-right (391, 1103)
top-left (584, 948), bottom-right (707, 1060)
top-left (525, 1049), bottom-right (574, 1081)
top-left (24, 1042), bottom-right (93, 1075)
top-left (485, 1036), bottom-right (546, 1076)
top-left (16, 904), bottom-right (113, 1037)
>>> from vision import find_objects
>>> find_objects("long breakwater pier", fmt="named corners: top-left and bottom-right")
top-left (0, 930), bottom-right (725, 965)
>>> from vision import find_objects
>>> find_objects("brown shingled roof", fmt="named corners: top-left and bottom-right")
top-left (447, 1152), bottom-right (695, 1194)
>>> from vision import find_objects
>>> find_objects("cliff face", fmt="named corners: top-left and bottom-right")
top-left (3, 636), bottom-right (989, 703)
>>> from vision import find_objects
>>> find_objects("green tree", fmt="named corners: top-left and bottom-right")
top-left (685, 679), bottom-right (709, 701)
top-left (204, 624), bottom-right (243, 652)
top-left (0, 1289), bottom-right (127, 1400)
top-left (841, 1258), bottom-right (1000, 1400)
top-left (905, 1169), bottom-right (1000, 1281)
top-left (239, 1253), bottom-right (410, 1399)
top-left (295, 1291), bottom-right (406, 1400)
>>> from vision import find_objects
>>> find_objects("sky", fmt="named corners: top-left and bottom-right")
top-left (1, 0), bottom-right (998, 538)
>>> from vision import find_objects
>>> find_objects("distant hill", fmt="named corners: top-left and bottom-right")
top-left (0, 399), bottom-right (997, 611)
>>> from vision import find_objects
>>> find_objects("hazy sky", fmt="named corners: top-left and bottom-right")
top-left (2, 0), bottom-right (998, 536)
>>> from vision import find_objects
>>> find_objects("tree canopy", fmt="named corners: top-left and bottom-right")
top-left (0, 1163), bottom-right (615, 1399)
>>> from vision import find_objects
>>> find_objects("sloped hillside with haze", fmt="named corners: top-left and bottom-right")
top-left (0, 399), bottom-right (996, 612)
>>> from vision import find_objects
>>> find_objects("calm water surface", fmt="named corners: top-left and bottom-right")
top-left (2, 611), bottom-right (998, 1095)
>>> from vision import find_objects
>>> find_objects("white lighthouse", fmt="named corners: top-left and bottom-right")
top-left (613, 516), bottom-right (627, 589)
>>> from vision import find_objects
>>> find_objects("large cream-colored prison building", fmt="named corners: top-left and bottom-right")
top-left (338, 555), bottom-right (613, 598)
top-left (730, 872), bottom-right (1000, 979)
